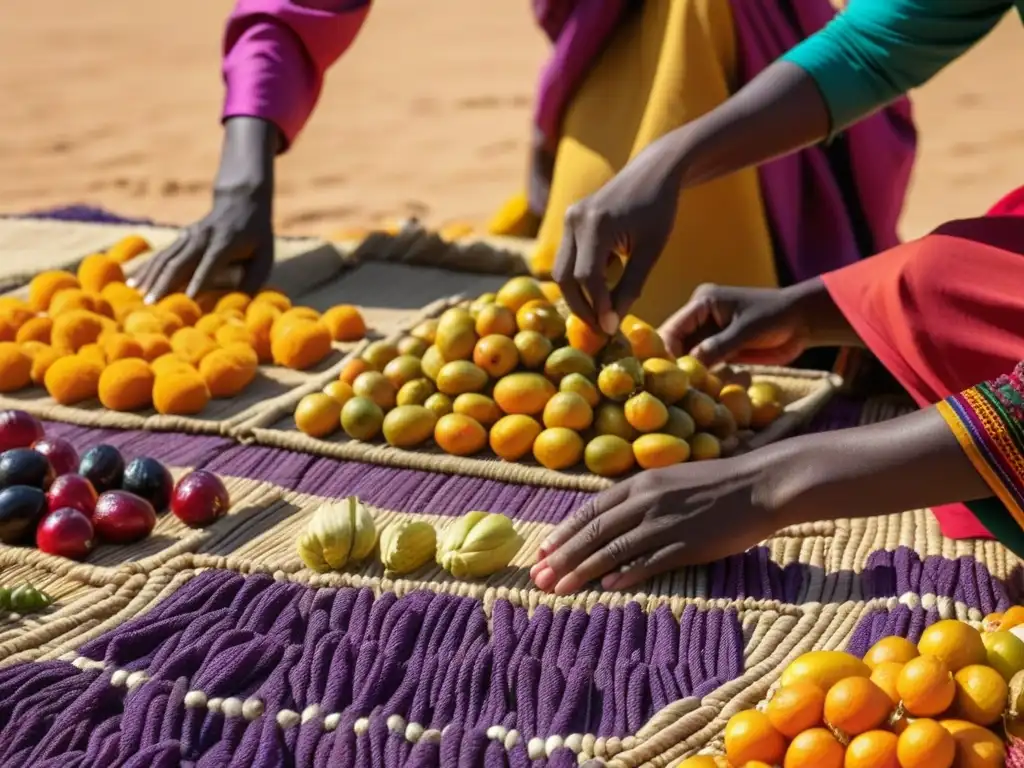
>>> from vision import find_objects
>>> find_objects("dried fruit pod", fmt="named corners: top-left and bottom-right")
top-left (0, 343), bottom-right (32, 393)
top-left (436, 511), bottom-right (522, 579)
top-left (152, 369), bottom-right (210, 415)
top-left (77, 254), bottom-right (124, 294)
top-left (44, 355), bottom-right (104, 404)
top-left (199, 345), bottom-right (259, 398)
top-left (98, 359), bottom-right (155, 411)
top-left (380, 520), bottom-right (437, 575)
top-left (296, 497), bottom-right (377, 572)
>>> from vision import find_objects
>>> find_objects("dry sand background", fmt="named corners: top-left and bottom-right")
top-left (1, 1), bottom-right (1022, 241)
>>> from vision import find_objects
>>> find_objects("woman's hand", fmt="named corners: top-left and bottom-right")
top-left (530, 454), bottom-right (786, 595)
top-left (132, 117), bottom-right (279, 303)
top-left (659, 277), bottom-right (862, 366)
top-left (552, 137), bottom-right (685, 334)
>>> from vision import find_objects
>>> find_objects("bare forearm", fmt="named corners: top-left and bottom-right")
top-left (760, 408), bottom-right (991, 527)
top-left (661, 61), bottom-right (830, 191)
top-left (787, 277), bottom-right (865, 350)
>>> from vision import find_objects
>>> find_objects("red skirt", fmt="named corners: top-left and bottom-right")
top-left (822, 187), bottom-right (1024, 539)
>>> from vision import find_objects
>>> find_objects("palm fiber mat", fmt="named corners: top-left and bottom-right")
top-left (0, 212), bottom-right (1021, 767)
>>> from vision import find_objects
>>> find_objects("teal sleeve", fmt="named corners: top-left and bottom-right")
top-left (781, 0), bottom-right (1013, 133)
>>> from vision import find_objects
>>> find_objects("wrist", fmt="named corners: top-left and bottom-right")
top-left (781, 277), bottom-right (863, 349)
top-left (214, 117), bottom-right (278, 197)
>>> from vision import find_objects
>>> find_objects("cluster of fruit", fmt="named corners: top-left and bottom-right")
top-left (297, 497), bottom-right (522, 579)
top-left (0, 583), bottom-right (52, 614)
top-left (0, 234), bottom-right (369, 415)
top-left (0, 410), bottom-right (231, 561)
top-left (292, 276), bottom-right (784, 475)
top-left (680, 616), bottom-right (1024, 768)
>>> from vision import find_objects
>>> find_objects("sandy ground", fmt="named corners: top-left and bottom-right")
top-left (1, 2), bottom-right (1022, 241)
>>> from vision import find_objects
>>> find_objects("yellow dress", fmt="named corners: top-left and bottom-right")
top-left (492, 0), bottom-right (778, 326)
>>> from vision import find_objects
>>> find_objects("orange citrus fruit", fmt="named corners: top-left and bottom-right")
top-left (723, 710), bottom-right (785, 766)
top-left (863, 636), bottom-right (919, 670)
top-left (896, 718), bottom-right (955, 768)
top-left (294, 393), bottom-right (341, 438)
top-left (917, 620), bottom-right (986, 672)
top-left (845, 730), bottom-right (899, 768)
top-left (940, 719), bottom-right (1006, 768)
top-left (951, 664), bottom-right (1007, 726)
top-left (782, 727), bottom-right (843, 768)
top-left (764, 681), bottom-right (825, 738)
top-left (869, 661), bottom-right (905, 706)
top-left (897, 655), bottom-right (956, 717)
top-left (823, 676), bottom-right (892, 736)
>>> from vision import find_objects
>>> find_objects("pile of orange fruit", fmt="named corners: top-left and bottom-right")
top-left (680, 613), bottom-right (1024, 767)
top-left (0, 235), bottom-right (367, 416)
top-left (292, 276), bottom-right (785, 474)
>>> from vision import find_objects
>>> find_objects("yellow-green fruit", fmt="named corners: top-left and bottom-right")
top-left (434, 308), bottom-right (477, 362)
top-left (663, 406), bottom-right (696, 440)
top-left (352, 370), bottom-right (397, 410)
top-left (982, 630), bottom-right (1024, 682)
top-left (642, 358), bottom-right (689, 404)
top-left (513, 330), bottom-right (553, 369)
top-left (677, 355), bottom-right (708, 389)
top-left (379, 520), bottom-right (437, 575)
top-left (382, 355), bottom-right (423, 390)
top-left (362, 340), bottom-right (399, 370)
top-left (543, 347), bottom-right (596, 384)
top-left (711, 403), bottom-right (738, 439)
top-left (296, 496), bottom-right (377, 572)
top-left (680, 389), bottom-right (717, 429)
top-left (437, 511), bottom-right (523, 579)
top-left (624, 391), bottom-right (669, 433)
top-left (599, 333), bottom-right (633, 365)
top-left (453, 393), bottom-right (502, 426)
top-left (597, 357), bottom-right (644, 401)
top-left (341, 396), bottom-right (384, 440)
top-left (382, 405), bottom-right (437, 448)
top-left (560, 372), bottom-right (600, 407)
top-left (424, 392), bottom-right (453, 418)
top-left (436, 361), bottom-right (488, 396)
top-left (779, 650), bottom-right (871, 691)
top-left (410, 318), bottom-right (438, 344)
top-left (396, 378), bottom-right (435, 406)
top-left (689, 432), bottom-right (721, 461)
top-left (633, 433), bottom-right (690, 469)
top-left (421, 345), bottom-right (445, 381)
top-left (397, 335), bottom-right (429, 358)
top-left (593, 402), bottom-right (638, 442)
top-left (585, 435), bottom-right (636, 478)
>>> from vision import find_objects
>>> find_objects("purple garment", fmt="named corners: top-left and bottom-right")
top-left (730, 1), bottom-right (916, 279)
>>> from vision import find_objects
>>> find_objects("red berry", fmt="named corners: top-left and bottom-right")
top-left (93, 491), bottom-right (156, 544)
top-left (32, 438), bottom-right (79, 477)
top-left (171, 470), bottom-right (230, 528)
top-left (0, 410), bottom-right (44, 453)
top-left (47, 474), bottom-right (98, 518)
top-left (37, 507), bottom-right (95, 560)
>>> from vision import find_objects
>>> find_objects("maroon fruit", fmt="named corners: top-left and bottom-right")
top-left (0, 485), bottom-right (48, 544)
top-left (37, 508), bottom-right (95, 560)
top-left (0, 410), bottom-right (44, 453)
top-left (0, 449), bottom-right (54, 490)
top-left (32, 437), bottom-right (79, 477)
top-left (93, 491), bottom-right (156, 544)
top-left (47, 474), bottom-right (98, 518)
top-left (171, 470), bottom-right (230, 528)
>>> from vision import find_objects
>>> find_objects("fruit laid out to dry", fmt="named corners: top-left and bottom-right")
top-left (680, 616), bottom-right (1024, 768)
top-left (0, 235), bottom-right (368, 416)
top-left (0, 583), bottom-right (52, 614)
top-left (296, 496), bottom-right (522, 580)
top-left (293, 276), bottom-right (785, 476)
top-left (0, 409), bottom-right (231, 561)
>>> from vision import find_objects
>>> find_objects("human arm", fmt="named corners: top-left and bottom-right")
top-left (531, 407), bottom-right (993, 595)
top-left (134, 0), bottom-right (371, 302)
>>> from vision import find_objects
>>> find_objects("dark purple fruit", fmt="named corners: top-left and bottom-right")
top-left (0, 449), bottom-right (54, 490)
top-left (78, 445), bottom-right (125, 493)
top-left (0, 485), bottom-right (48, 544)
top-left (121, 457), bottom-right (173, 513)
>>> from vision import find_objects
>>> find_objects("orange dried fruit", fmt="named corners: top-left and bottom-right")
top-left (151, 353), bottom-right (195, 378)
top-left (76, 253), bottom-right (124, 293)
top-left (823, 676), bottom-right (892, 736)
top-left (134, 333), bottom-right (172, 362)
top-left (845, 730), bottom-right (899, 768)
top-left (473, 334), bottom-right (519, 378)
top-left (624, 392), bottom-right (669, 433)
top-left (352, 371), bottom-right (397, 410)
top-left (542, 391), bottom-right (593, 431)
top-left (157, 293), bottom-right (203, 327)
top-left (195, 313), bottom-right (228, 337)
top-left (105, 234), bottom-right (151, 264)
top-left (493, 372), bottom-right (556, 416)
top-left (29, 345), bottom-right (63, 385)
top-left (123, 308), bottom-right (183, 337)
top-left (98, 358), bottom-right (154, 411)
top-left (583, 434), bottom-right (636, 478)
top-left (100, 333), bottom-right (145, 362)
top-left (48, 288), bottom-right (95, 316)
top-left (28, 270), bottom-right (80, 312)
top-left (489, 414), bottom-right (542, 462)
top-left (0, 343), bottom-right (32, 392)
top-left (78, 343), bottom-right (107, 367)
top-left (15, 316), bottom-right (52, 345)
top-left (0, 303), bottom-right (35, 332)
top-left (214, 292), bottom-right (251, 314)
top-left (917, 620), bottom-right (987, 673)
top-left (897, 718), bottom-right (955, 768)
top-left (864, 636), bottom-right (919, 670)
top-left (51, 310), bottom-right (105, 354)
top-left (294, 392), bottom-right (342, 438)
top-left (44, 355), bottom-right (103, 405)
top-left (897, 655), bottom-right (956, 717)
top-left (271, 320), bottom-right (332, 370)
top-left (533, 427), bottom-right (584, 470)
top-left (782, 727), bottom-right (844, 768)
top-left (453, 393), bottom-right (502, 427)
top-left (997, 605), bottom-right (1024, 631)
top-left (171, 328), bottom-right (219, 367)
top-left (951, 664), bottom-right (1006, 726)
top-left (321, 305), bottom-right (366, 342)
top-left (475, 304), bottom-right (517, 338)
top-left (87, 293), bottom-right (114, 319)
top-left (244, 302), bottom-right (281, 363)
top-left (251, 290), bottom-right (292, 312)
top-left (723, 710), bottom-right (785, 766)
top-left (434, 413), bottom-right (487, 456)
top-left (565, 314), bottom-right (608, 356)
top-left (199, 345), bottom-right (259, 398)
top-left (870, 661), bottom-right (905, 706)
top-left (214, 323), bottom-right (254, 349)
top-left (152, 369), bottom-right (210, 415)
top-left (765, 681), bottom-right (825, 739)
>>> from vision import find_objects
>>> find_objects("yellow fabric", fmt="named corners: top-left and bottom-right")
top-left (526, 0), bottom-right (778, 326)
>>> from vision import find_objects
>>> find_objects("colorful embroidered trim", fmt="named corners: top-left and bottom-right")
top-left (939, 368), bottom-right (1024, 531)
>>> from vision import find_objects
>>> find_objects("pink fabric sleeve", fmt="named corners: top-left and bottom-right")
top-left (222, 0), bottom-right (371, 150)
